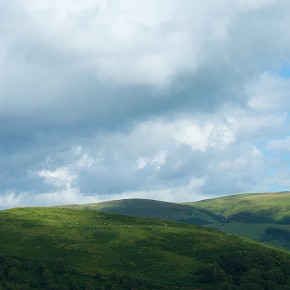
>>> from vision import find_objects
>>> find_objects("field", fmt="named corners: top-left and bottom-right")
top-left (1, 207), bottom-right (290, 289)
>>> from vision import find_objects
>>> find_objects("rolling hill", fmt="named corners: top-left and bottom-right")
top-left (1, 207), bottom-right (290, 289)
top-left (61, 198), bottom-right (224, 225)
top-left (187, 191), bottom-right (290, 251)
top-left (188, 191), bottom-right (290, 224)
top-left (62, 192), bottom-right (290, 252)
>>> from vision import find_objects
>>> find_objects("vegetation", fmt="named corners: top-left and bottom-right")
top-left (187, 191), bottom-right (290, 251)
top-left (0, 255), bottom-right (160, 290)
top-left (59, 198), bottom-right (222, 225)
top-left (67, 192), bottom-right (290, 251)
top-left (1, 207), bottom-right (290, 289)
top-left (188, 191), bottom-right (290, 223)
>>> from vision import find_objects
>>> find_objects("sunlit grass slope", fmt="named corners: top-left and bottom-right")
top-left (1, 207), bottom-right (290, 289)
top-left (187, 191), bottom-right (290, 251)
top-left (188, 191), bottom-right (290, 223)
top-left (62, 192), bottom-right (290, 252)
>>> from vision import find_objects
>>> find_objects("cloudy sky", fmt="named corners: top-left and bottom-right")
top-left (1, 0), bottom-right (290, 208)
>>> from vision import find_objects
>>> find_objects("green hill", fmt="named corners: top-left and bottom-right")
top-left (1, 207), bottom-right (290, 289)
top-left (61, 198), bottom-right (224, 225)
top-left (186, 191), bottom-right (290, 251)
top-left (62, 192), bottom-right (290, 252)
top-left (188, 191), bottom-right (290, 224)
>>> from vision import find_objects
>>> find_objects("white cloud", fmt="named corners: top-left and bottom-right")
top-left (0, 189), bottom-right (100, 209)
top-left (0, 191), bottom-right (23, 210)
top-left (4, 0), bottom-right (285, 90)
top-left (1, 0), bottom-right (290, 207)
top-left (238, 0), bottom-right (277, 11)
top-left (136, 151), bottom-right (166, 170)
top-left (18, 0), bottom-right (203, 87)
top-left (247, 73), bottom-right (290, 111)
top-left (218, 146), bottom-right (262, 171)
top-left (38, 167), bottom-right (75, 190)
top-left (256, 169), bottom-right (290, 192)
top-left (170, 120), bottom-right (213, 151)
top-left (267, 136), bottom-right (290, 152)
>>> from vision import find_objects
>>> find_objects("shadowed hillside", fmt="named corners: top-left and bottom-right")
top-left (61, 198), bottom-right (225, 225)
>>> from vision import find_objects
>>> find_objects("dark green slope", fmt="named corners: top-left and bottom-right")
top-left (1, 207), bottom-right (290, 289)
top-left (60, 198), bottom-right (224, 225)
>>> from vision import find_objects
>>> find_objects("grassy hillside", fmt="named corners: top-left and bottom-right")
top-left (1, 207), bottom-right (290, 289)
top-left (185, 192), bottom-right (290, 251)
top-left (188, 191), bottom-right (290, 223)
top-left (63, 192), bottom-right (290, 252)
top-left (61, 198), bottom-right (224, 225)
top-left (66, 191), bottom-right (290, 225)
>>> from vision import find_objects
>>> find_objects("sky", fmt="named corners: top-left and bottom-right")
top-left (1, 0), bottom-right (290, 209)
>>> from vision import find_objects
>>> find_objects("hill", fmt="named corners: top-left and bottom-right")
top-left (188, 191), bottom-right (290, 224)
top-left (187, 191), bottom-right (290, 251)
top-left (62, 192), bottom-right (290, 252)
top-left (1, 207), bottom-right (290, 289)
top-left (61, 198), bottom-right (224, 225)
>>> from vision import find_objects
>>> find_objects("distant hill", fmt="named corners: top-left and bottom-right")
top-left (187, 191), bottom-right (290, 251)
top-left (61, 198), bottom-right (225, 225)
top-left (1, 207), bottom-right (290, 289)
top-left (188, 191), bottom-right (290, 224)
top-left (60, 192), bottom-right (290, 252)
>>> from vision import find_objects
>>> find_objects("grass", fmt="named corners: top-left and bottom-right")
top-left (206, 223), bottom-right (290, 250)
top-left (186, 191), bottom-right (290, 252)
top-left (2, 207), bottom-right (290, 289)
top-left (0, 207), bottom-right (223, 277)
top-left (63, 192), bottom-right (290, 253)
top-left (188, 191), bottom-right (290, 223)
top-left (60, 198), bottom-right (223, 225)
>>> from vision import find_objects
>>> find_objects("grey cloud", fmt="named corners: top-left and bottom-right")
top-left (156, 144), bottom-right (208, 181)
top-left (1, 0), bottom-right (290, 206)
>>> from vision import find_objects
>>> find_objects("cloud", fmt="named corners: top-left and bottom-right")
top-left (267, 136), bottom-right (290, 152)
top-left (247, 73), bottom-right (290, 111)
top-left (1, 0), bottom-right (290, 208)
top-left (0, 189), bottom-right (100, 210)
